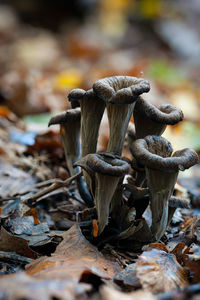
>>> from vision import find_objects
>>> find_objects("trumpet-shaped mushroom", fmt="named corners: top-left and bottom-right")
top-left (131, 135), bottom-right (198, 241)
top-left (48, 108), bottom-right (81, 176)
top-left (68, 88), bottom-right (105, 157)
top-left (48, 108), bottom-right (93, 206)
top-left (133, 97), bottom-right (184, 138)
top-left (74, 152), bottom-right (130, 234)
top-left (93, 76), bottom-right (150, 155)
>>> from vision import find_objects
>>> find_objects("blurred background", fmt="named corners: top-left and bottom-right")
top-left (0, 0), bottom-right (199, 180)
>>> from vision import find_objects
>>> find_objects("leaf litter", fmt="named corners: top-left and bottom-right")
top-left (0, 2), bottom-right (200, 300)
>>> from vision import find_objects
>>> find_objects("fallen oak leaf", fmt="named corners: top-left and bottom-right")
top-left (136, 249), bottom-right (189, 294)
top-left (26, 224), bottom-right (121, 282)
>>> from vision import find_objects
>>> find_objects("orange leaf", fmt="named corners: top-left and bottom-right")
top-left (26, 225), bottom-right (121, 281)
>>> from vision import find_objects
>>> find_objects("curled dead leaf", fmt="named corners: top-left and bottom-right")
top-left (26, 225), bottom-right (121, 282)
top-left (0, 227), bottom-right (37, 259)
top-left (136, 249), bottom-right (189, 294)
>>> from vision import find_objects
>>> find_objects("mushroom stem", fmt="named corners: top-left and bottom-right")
top-left (80, 90), bottom-right (105, 157)
top-left (60, 123), bottom-right (80, 176)
top-left (106, 102), bottom-right (135, 155)
top-left (49, 109), bottom-right (93, 206)
top-left (74, 153), bottom-right (130, 234)
top-left (110, 177), bottom-right (124, 226)
top-left (131, 135), bottom-right (198, 241)
top-left (146, 168), bottom-right (178, 241)
top-left (93, 76), bottom-right (150, 155)
top-left (95, 173), bottom-right (120, 234)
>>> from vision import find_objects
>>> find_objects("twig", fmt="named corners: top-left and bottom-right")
top-left (23, 171), bottom-right (83, 204)
top-left (0, 251), bottom-right (33, 265)
top-left (34, 178), bottom-right (65, 188)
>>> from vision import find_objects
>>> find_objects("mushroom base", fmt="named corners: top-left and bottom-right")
top-left (146, 168), bottom-right (178, 241)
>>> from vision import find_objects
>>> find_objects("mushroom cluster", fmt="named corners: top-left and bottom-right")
top-left (49, 75), bottom-right (199, 248)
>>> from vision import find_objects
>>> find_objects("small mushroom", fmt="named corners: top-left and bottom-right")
top-left (68, 88), bottom-right (83, 108)
top-left (168, 196), bottom-right (190, 225)
top-left (68, 88), bottom-right (105, 157)
top-left (74, 152), bottom-right (130, 234)
top-left (133, 97), bottom-right (184, 138)
top-left (131, 135), bottom-right (198, 241)
top-left (48, 108), bottom-right (81, 176)
top-left (48, 108), bottom-right (93, 206)
top-left (93, 76), bottom-right (150, 155)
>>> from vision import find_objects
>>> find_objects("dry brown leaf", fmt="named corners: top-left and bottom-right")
top-left (27, 130), bottom-right (63, 154)
top-left (26, 225), bottom-right (121, 281)
top-left (101, 285), bottom-right (157, 300)
top-left (146, 243), bottom-right (168, 253)
top-left (180, 215), bottom-right (199, 244)
top-left (0, 272), bottom-right (91, 300)
top-left (0, 159), bottom-right (36, 199)
top-left (0, 227), bottom-right (38, 259)
top-left (114, 263), bottom-right (141, 289)
top-left (136, 249), bottom-right (189, 294)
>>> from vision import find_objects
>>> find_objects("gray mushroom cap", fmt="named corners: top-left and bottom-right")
top-left (48, 108), bottom-right (81, 126)
top-left (93, 76), bottom-right (150, 104)
top-left (74, 152), bottom-right (131, 177)
top-left (134, 97), bottom-right (184, 125)
top-left (68, 88), bottom-right (86, 102)
top-left (132, 135), bottom-right (199, 172)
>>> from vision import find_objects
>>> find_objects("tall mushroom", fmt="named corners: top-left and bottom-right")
top-left (133, 97), bottom-right (184, 138)
top-left (131, 135), bottom-right (199, 241)
top-left (68, 88), bottom-right (105, 157)
top-left (74, 152), bottom-right (130, 234)
top-left (93, 76), bottom-right (150, 155)
top-left (48, 108), bottom-right (93, 206)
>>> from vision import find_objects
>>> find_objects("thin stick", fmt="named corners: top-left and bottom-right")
top-left (0, 251), bottom-right (33, 265)
top-left (23, 171), bottom-right (83, 204)
top-left (34, 178), bottom-right (64, 188)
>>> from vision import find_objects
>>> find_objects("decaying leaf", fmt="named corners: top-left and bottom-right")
top-left (0, 226), bottom-right (38, 259)
top-left (114, 263), bottom-right (141, 289)
top-left (26, 225), bottom-right (121, 281)
top-left (100, 285), bottom-right (157, 300)
top-left (0, 159), bottom-right (36, 199)
top-left (136, 249), bottom-right (189, 294)
top-left (0, 272), bottom-right (91, 300)
top-left (5, 216), bottom-right (49, 236)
